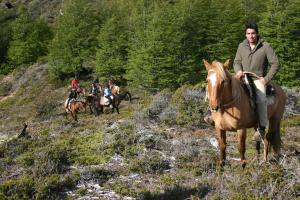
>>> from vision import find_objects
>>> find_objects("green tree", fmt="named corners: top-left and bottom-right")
top-left (94, 0), bottom-right (130, 84)
top-left (125, 0), bottom-right (188, 90)
top-left (170, 0), bottom-right (245, 84)
top-left (48, 0), bottom-right (99, 80)
top-left (260, 0), bottom-right (300, 87)
top-left (0, 22), bottom-right (12, 74)
top-left (7, 7), bottom-right (52, 67)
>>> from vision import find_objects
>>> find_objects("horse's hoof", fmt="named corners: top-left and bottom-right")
top-left (242, 161), bottom-right (247, 169)
top-left (219, 160), bottom-right (226, 167)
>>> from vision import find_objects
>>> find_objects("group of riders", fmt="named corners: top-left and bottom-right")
top-left (66, 77), bottom-right (116, 110)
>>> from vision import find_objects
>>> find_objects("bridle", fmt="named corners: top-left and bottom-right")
top-left (207, 72), bottom-right (238, 112)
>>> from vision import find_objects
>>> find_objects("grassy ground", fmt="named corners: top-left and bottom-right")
top-left (0, 64), bottom-right (299, 199)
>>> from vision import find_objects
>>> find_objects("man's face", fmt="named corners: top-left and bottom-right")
top-left (245, 28), bottom-right (257, 44)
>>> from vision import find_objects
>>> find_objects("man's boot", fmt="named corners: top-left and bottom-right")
top-left (253, 126), bottom-right (265, 142)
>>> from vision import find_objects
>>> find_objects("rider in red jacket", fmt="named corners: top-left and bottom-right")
top-left (71, 79), bottom-right (79, 90)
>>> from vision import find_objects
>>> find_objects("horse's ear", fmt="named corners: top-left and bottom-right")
top-left (223, 59), bottom-right (231, 69)
top-left (203, 59), bottom-right (211, 70)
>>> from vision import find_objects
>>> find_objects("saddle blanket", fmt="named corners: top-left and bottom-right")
top-left (100, 95), bottom-right (114, 105)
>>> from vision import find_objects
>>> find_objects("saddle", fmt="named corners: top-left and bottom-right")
top-left (65, 98), bottom-right (75, 110)
top-left (241, 72), bottom-right (276, 108)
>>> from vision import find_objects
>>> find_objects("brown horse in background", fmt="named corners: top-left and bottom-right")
top-left (64, 99), bottom-right (86, 121)
top-left (203, 59), bottom-right (286, 166)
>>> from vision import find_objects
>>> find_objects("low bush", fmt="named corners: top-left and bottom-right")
top-left (35, 172), bottom-right (80, 200)
top-left (171, 84), bottom-right (208, 128)
top-left (128, 152), bottom-right (170, 174)
top-left (0, 176), bottom-right (35, 199)
top-left (32, 139), bottom-right (72, 177)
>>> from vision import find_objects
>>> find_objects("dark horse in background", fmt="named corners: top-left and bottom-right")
top-left (86, 92), bottom-right (132, 116)
top-left (203, 59), bottom-right (286, 167)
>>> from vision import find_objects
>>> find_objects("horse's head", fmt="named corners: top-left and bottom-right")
top-left (203, 59), bottom-right (230, 111)
top-left (112, 85), bottom-right (120, 95)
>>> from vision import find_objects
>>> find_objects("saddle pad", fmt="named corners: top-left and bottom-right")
top-left (65, 98), bottom-right (75, 110)
top-left (100, 96), bottom-right (113, 105)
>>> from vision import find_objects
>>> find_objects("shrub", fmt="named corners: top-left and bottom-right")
top-left (2, 138), bottom-right (33, 159)
top-left (35, 100), bottom-right (57, 120)
top-left (133, 89), bottom-right (174, 125)
top-left (32, 139), bottom-right (72, 177)
top-left (0, 176), bottom-right (35, 199)
top-left (171, 84), bottom-right (208, 127)
top-left (70, 133), bottom-right (106, 165)
top-left (101, 123), bottom-right (144, 159)
top-left (35, 172), bottom-right (80, 200)
top-left (80, 166), bottom-right (116, 185)
top-left (128, 151), bottom-right (170, 174)
top-left (0, 78), bottom-right (12, 96)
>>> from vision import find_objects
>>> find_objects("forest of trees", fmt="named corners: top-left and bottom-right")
top-left (0, 0), bottom-right (299, 88)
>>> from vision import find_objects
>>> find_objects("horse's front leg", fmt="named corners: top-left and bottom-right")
top-left (74, 111), bottom-right (78, 122)
top-left (70, 111), bottom-right (77, 122)
top-left (64, 108), bottom-right (68, 119)
top-left (216, 128), bottom-right (226, 166)
top-left (237, 129), bottom-right (247, 167)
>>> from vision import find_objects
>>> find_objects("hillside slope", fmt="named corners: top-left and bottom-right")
top-left (0, 63), bottom-right (299, 199)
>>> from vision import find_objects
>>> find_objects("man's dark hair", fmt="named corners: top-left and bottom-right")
top-left (244, 21), bottom-right (259, 34)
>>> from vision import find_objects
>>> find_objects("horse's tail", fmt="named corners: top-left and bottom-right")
top-left (126, 92), bottom-right (132, 102)
top-left (268, 85), bottom-right (286, 156)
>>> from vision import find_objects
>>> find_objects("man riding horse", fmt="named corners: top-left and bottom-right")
top-left (66, 87), bottom-right (78, 109)
top-left (205, 21), bottom-right (279, 141)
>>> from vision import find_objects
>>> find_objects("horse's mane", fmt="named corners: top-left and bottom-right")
top-left (212, 61), bottom-right (241, 103)
top-left (212, 61), bottom-right (227, 80)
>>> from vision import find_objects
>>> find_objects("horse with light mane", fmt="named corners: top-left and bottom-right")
top-left (203, 59), bottom-right (286, 167)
